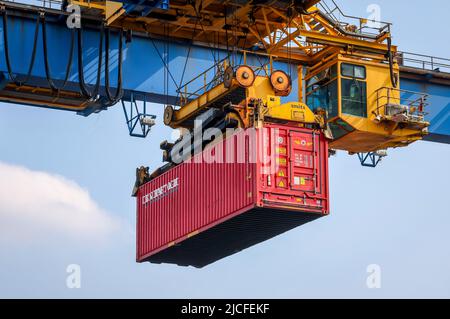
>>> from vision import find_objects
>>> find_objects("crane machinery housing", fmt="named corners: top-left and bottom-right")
top-left (0, 0), bottom-right (448, 267)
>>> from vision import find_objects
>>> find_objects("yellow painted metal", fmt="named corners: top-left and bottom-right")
top-left (247, 76), bottom-right (276, 100)
top-left (105, 1), bottom-right (125, 25)
top-left (305, 53), bottom-right (429, 153)
top-left (170, 72), bottom-right (323, 130)
top-left (0, 95), bottom-right (90, 111)
top-left (0, 0), bottom-right (430, 164)
top-left (3, 1), bottom-right (402, 125)
top-left (69, 1), bottom-right (125, 25)
top-left (301, 29), bottom-right (394, 56)
top-left (104, 1), bottom-right (395, 68)
top-left (0, 84), bottom-right (90, 111)
top-left (298, 65), bottom-right (304, 102)
top-left (266, 100), bottom-right (318, 124)
top-left (169, 76), bottom-right (271, 129)
top-left (70, 0), bottom-right (106, 10)
top-left (329, 129), bottom-right (425, 154)
top-left (266, 95), bottom-right (281, 108)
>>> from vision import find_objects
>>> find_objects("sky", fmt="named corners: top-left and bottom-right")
top-left (1, 0), bottom-right (450, 298)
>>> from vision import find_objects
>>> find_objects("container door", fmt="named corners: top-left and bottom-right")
top-left (257, 124), bottom-right (328, 214)
top-left (289, 130), bottom-right (319, 193)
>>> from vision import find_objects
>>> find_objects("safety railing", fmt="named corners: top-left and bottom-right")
top-left (374, 87), bottom-right (429, 122)
top-left (3, 0), bottom-right (64, 9)
top-left (176, 57), bottom-right (230, 106)
top-left (318, 0), bottom-right (391, 39)
top-left (398, 52), bottom-right (450, 73)
top-left (239, 50), bottom-right (276, 77)
top-left (176, 52), bottom-right (275, 107)
top-left (38, 0), bottom-right (63, 9)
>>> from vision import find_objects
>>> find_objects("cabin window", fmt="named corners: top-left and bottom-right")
top-left (340, 63), bottom-right (367, 117)
top-left (306, 80), bottom-right (338, 118)
top-left (341, 79), bottom-right (367, 117)
top-left (341, 63), bottom-right (366, 79)
top-left (306, 65), bottom-right (338, 118)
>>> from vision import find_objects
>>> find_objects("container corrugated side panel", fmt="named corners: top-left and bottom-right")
top-left (137, 131), bottom-right (256, 262)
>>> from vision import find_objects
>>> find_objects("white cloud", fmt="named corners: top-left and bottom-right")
top-left (0, 161), bottom-right (122, 243)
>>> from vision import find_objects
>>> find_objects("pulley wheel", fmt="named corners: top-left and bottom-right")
top-left (223, 66), bottom-right (234, 88)
top-left (236, 65), bottom-right (255, 88)
top-left (163, 105), bottom-right (174, 126)
top-left (270, 70), bottom-right (292, 96)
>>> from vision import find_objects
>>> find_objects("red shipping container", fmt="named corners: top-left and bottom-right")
top-left (137, 123), bottom-right (329, 268)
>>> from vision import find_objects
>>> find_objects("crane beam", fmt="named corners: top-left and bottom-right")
top-left (0, 10), bottom-right (297, 110)
top-left (0, 5), bottom-right (450, 144)
top-left (401, 78), bottom-right (450, 144)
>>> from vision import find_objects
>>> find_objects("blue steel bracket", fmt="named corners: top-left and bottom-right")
top-left (357, 152), bottom-right (383, 168)
top-left (121, 94), bottom-right (156, 138)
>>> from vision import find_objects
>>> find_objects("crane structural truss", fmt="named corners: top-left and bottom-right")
top-left (0, 0), bottom-right (449, 144)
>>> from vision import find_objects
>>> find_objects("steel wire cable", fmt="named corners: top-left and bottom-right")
top-left (178, 19), bottom-right (199, 89)
top-left (146, 30), bottom-right (180, 91)
top-left (191, 3), bottom-right (218, 65)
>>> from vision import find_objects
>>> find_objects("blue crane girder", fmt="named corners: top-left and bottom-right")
top-left (0, 14), bottom-right (296, 105)
top-left (401, 79), bottom-right (450, 144)
top-left (0, 13), bottom-right (450, 143)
